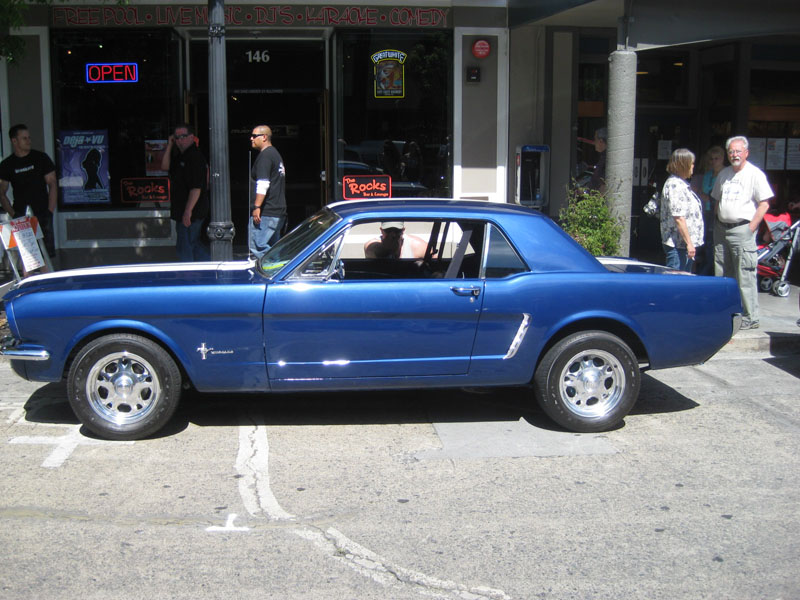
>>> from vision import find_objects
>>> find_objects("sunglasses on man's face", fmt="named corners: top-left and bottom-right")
top-left (250, 133), bottom-right (265, 139)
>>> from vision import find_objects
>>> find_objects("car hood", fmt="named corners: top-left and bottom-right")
top-left (3, 260), bottom-right (261, 301)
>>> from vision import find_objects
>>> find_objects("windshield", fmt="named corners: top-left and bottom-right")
top-left (259, 208), bottom-right (341, 275)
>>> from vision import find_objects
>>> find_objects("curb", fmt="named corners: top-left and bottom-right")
top-left (715, 329), bottom-right (800, 359)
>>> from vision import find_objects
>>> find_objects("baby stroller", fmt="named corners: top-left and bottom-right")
top-left (757, 213), bottom-right (799, 297)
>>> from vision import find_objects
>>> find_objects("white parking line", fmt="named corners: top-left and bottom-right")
top-left (233, 414), bottom-right (511, 600)
top-left (206, 513), bottom-right (250, 532)
top-left (9, 426), bottom-right (133, 468)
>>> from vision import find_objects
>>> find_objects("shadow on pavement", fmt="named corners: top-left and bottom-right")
top-left (18, 376), bottom-right (699, 437)
top-left (764, 355), bottom-right (800, 379)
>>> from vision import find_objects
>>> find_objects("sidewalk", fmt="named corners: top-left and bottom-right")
top-left (715, 282), bottom-right (800, 358)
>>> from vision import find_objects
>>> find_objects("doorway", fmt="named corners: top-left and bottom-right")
top-left (190, 38), bottom-right (326, 253)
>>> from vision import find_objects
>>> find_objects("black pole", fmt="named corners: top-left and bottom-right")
top-left (207, 0), bottom-right (234, 259)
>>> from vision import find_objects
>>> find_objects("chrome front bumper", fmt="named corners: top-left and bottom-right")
top-left (0, 336), bottom-right (50, 361)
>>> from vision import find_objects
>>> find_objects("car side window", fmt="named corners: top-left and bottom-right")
top-left (333, 219), bottom-right (486, 281)
top-left (483, 224), bottom-right (528, 278)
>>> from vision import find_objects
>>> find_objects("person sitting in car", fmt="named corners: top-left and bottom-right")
top-left (364, 221), bottom-right (428, 259)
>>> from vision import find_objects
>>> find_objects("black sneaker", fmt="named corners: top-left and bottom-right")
top-left (740, 319), bottom-right (760, 330)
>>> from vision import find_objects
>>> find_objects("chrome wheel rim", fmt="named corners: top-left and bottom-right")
top-left (557, 349), bottom-right (626, 418)
top-left (85, 351), bottom-right (160, 426)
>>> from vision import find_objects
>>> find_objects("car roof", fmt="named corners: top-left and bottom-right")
top-left (327, 198), bottom-right (544, 221)
top-left (325, 198), bottom-right (604, 274)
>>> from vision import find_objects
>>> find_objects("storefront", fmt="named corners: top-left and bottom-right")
top-left (35, 4), bottom-right (462, 264)
top-left (4, 1), bottom-right (797, 269)
top-left (0, 4), bottom-right (491, 266)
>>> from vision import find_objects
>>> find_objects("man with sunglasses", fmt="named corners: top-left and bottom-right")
top-left (248, 125), bottom-right (286, 259)
top-left (161, 123), bottom-right (210, 261)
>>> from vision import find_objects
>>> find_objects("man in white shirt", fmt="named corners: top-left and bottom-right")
top-left (711, 135), bottom-right (773, 330)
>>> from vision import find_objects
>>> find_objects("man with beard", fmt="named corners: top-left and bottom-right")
top-left (712, 135), bottom-right (773, 330)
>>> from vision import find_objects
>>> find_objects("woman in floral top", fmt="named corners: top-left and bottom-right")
top-left (660, 148), bottom-right (704, 272)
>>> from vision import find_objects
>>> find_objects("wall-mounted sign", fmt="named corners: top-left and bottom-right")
top-left (342, 175), bottom-right (391, 199)
top-left (372, 49), bottom-right (406, 98)
top-left (57, 130), bottom-right (111, 204)
top-left (121, 177), bottom-right (170, 204)
top-left (86, 62), bottom-right (139, 83)
top-left (53, 5), bottom-right (450, 29)
top-left (471, 39), bottom-right (491, 59)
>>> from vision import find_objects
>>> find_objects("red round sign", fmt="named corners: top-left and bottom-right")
top-left (472, 39), bottom-right (491, 59)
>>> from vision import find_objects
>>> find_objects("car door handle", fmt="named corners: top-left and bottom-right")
top-left (450, 286), bottom-right (481, 297)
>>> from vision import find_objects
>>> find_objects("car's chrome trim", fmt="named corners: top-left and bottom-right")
top-left (503, 313), bottom-right (531, 359)
top-left (0, 336), bottom-right (50, 361)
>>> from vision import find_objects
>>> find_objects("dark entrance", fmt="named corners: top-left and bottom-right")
top-left (191, 39), bottom-right (326, 254)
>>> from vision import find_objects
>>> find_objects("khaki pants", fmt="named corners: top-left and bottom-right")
top-left (714, 220), bottom-right (758, 322)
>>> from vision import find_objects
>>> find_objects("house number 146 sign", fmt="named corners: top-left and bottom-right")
top-left (245, 50), bottom-right (270, 63)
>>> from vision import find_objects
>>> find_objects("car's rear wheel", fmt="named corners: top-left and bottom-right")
top-left (67, 334), bottom-right (182, 440)
top-left (534, 331), bottom-right (640, 432)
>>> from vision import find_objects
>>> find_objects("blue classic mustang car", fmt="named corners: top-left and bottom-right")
top-left (1, 199), bottom-right (742, 440)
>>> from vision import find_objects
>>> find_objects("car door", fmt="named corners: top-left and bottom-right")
top-left (263, 219), bottom-right (485, 384)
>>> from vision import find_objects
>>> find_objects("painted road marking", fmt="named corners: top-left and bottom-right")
top-left (233, 413), bottom-right (511, 599)
top-left (0, 403), bottom-right (26, 425)
top-left (206, 513), bottom-right (250, 532)
top-left (9, 426), bottom-right (133, 468)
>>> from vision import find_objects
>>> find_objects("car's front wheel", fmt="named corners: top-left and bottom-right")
top-left (534, 331), bottom-right (640, 432)
top-left (67, 334), bottom-right (182, 440)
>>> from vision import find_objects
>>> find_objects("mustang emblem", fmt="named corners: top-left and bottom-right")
top-left (197, 343), bottom-right (234, 360)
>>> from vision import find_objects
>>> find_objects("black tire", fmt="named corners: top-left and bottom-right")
top-left (534, 331), bottom-right (640, 432)
top-left (67, 334), bottom-right (182, 440)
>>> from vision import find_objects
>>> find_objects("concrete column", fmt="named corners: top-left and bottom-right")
top-left (607, 49), bottom-right (637, 256)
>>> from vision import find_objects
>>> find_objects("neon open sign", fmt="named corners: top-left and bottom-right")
top-left (85, 62), bottom-right (138, 83)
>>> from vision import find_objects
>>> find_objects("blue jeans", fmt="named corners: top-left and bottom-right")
top-left (663, 244), bottom-right (694, 273)
top-left (176, 219), bottom-right (210, 262)
top-left (249, 215), bottom-right (285, 259)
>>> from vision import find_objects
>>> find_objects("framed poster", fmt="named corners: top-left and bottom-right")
top-left (372, 49), bottom-right (406, 99)
top-left (57, 130), bottom-right (110, 204)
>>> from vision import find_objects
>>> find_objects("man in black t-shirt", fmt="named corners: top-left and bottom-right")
top-left (248, 125), bottom-right (286, 259)
top-left (0, 124), bottom-right (58, 256)
top-left (160, 123), bottom-right (210, 261)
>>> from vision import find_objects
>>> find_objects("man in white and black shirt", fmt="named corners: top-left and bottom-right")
top-left (712, 135), bottom-right (773, 330)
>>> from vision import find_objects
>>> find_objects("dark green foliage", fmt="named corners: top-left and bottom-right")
top-left (559, 182), bottom-right (624, 256)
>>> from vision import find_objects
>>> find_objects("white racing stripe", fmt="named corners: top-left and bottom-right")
top-left (235, 415), bottom-right (511, 599)
top-left (19, 260), bottom-right (256, 286)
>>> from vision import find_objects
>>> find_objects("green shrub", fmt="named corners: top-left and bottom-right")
top-left (558, 182), bottom-right (624, 256)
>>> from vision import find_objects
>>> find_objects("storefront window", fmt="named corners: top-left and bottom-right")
top-left (334, 30), bottom-right (452, 201)
top-left (576, 35), bottom-right (612, 183)
top-left (50, 30), bottom-right (181, 209)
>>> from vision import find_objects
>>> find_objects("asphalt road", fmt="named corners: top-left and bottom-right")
top-left (1, 353), bottom-right (799, 600)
